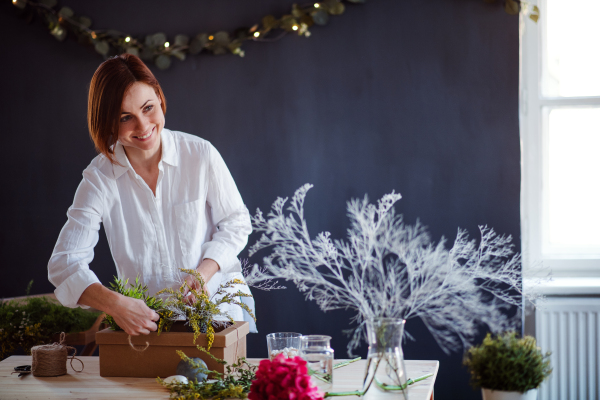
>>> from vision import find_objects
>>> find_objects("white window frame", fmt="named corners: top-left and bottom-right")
top-left (520, 0), bottom-right (600, 279)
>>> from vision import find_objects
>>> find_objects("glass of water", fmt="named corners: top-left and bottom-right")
top-left (266, 332), bottom-right (302, 360)
top-left (299, 335), bottom-right (334, 392)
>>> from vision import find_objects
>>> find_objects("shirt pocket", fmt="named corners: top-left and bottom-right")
top-left (174, 199), bottom-right (206, 256)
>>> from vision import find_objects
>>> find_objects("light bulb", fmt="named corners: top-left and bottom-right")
top-left (208, 35), bottom-right (214, 41)
top-left (164, 42), bottom-right (170, 48)
top-left (125, 37), bottom-right (131, 43)
top-left (253, 32), bottom-right (260, 38)
top-left (314, 3), bottom-right (320, 8)
top-left (292, 25), bottom-right (298, 31)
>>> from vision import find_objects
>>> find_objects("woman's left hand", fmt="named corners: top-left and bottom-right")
top-left (183, 258), bottom-right (220, 304)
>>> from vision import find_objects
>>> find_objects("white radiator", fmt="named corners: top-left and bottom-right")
top-left (536, 297), bottom-right (600, 400)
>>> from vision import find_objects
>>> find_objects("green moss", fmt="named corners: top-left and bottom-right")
top-left (464, 331), bottom-right (552, 392)
top-left (0, 283), bottom-right (100, 360)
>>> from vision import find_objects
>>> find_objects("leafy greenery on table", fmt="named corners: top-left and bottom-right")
top-left (0, 281), bottom-right (101, 360)
top-left (157, 349), bottom-right (257, 400)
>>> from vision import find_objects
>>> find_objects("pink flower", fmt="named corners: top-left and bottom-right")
top-left (249, 354), bottom-right (324, 400)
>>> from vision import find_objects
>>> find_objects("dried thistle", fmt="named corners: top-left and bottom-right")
top-left (247, 184), bottom-right (539, 355)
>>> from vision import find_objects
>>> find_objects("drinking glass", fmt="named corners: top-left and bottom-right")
top-left (299, 335), bottom-right (334, 392)
top-left (266, 332), bottom-right (302, 360)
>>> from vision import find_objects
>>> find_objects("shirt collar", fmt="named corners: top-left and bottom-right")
top-left (111, 127), bottom-right (178, 179)
top-left (160, 128), bottom-right (179, 167)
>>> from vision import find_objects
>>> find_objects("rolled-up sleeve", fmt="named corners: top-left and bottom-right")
top-left (48, 168), bottom-right (104, 308)
top-left (202, 144), bottom-right (252, 274)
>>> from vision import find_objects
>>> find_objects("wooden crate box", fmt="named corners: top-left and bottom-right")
top-left (95, 321), bottom-right (249, 378)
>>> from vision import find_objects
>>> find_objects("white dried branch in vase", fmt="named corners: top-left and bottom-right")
top-left (247, 184), bottom-right (544, 355)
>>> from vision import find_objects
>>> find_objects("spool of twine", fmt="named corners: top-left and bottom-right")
top-left (31, 332), bottom-right (84, 377)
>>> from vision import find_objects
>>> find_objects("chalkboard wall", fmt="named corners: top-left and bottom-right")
top-left (0, 1), bottom-right (520, 398)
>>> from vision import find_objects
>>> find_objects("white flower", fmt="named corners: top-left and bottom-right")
top-left (248, 185), bottom-right (544, 355)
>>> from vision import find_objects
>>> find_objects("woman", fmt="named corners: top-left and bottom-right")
top-left (48, 54), bottom-right (254, 336)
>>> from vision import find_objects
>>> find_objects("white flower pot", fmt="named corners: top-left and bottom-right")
top-left (481, 388), bottom-right (538, 400)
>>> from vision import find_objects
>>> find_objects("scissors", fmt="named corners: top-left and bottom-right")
top-left (12, 365), bottom-right (31, 377)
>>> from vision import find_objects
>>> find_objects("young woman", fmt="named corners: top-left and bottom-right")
top-left (48, 54), bottom-right (254, 336)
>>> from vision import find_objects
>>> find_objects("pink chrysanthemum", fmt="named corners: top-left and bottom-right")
top-left (249, 354), bottom-right (324, 400)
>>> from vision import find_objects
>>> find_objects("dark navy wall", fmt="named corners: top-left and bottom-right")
top-left (0, 1), bottom-right (520, 398)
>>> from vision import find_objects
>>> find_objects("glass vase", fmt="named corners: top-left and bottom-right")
top-left (362, 318), bottom-right (408, 399)
top-left (299, 335), bottom-right (334, 393)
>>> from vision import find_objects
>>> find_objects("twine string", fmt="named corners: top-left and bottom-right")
top-left (128, 334), bottom-right (150, 352)
top-left (66, 345), bottom-right (84, 372)
top-left (30, 332), bottom-right (84, 377)
top-left (234, 323), bottom-right (240, 361)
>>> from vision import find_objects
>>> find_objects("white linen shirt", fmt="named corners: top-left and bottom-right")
top-left (48, 129), bottom-right (253, 321)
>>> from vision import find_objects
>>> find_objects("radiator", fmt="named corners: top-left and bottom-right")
top-left (536, 297), bottom-right (600, 400)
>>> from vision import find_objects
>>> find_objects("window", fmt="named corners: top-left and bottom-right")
top-left (521, 0), bottom-right (600, 277)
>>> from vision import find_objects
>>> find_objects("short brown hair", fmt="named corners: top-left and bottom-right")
top-left (87, 54), bottom-right (167, 165)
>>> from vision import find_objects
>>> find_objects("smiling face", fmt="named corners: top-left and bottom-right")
top-left (117, 81), bottom-right (165, 159)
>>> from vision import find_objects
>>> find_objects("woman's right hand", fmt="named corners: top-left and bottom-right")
top-left (78, 282), bottom-right (159, 336)
top-left (110, 295), bottom-right (160, 336)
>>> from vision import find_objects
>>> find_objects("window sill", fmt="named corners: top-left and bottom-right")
top-left (524, 277), bottom-right (600, 296)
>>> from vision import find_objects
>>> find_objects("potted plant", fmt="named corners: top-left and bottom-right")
top-left (464, 331), bottom-right (552, 400)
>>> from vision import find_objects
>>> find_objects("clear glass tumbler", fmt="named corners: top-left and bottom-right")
top-left (300, 335), bottom-right (334, 392)
top-left (266, 332), bottom-right (302, 360)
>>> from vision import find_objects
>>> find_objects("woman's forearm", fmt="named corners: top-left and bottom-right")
top-left (77, 282), bottom-right (122, 314)
top-left (197, 258), bottom-right (220, 283)
top-left (78, 283), bottom-right (159, 335)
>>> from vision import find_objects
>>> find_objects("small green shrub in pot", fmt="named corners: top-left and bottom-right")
top-left (464, 331), bottom-right (551, 394)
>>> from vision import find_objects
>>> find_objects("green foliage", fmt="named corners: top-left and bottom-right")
top-left (103, 276), bottom-right (169, 332)
top-left (464, 331), bottom-right (552, 392)
top-left (11, 0), bottom-right (363, 69)
top-left (104, 271), bottom-right (254, 351)
top-left (157, 347), bottom-right (258, 400)
top-left (157, 269), bottom-right (255, 350)
top-left (11, 1), bottom-right (532, 71)
top-left (0, 281), bottom-right (100, 360)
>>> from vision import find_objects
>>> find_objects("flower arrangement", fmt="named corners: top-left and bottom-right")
top-left (246, 184), bottom-right (541, 355)
top-left (157, 269), bottom-right (255, 349)
top-left (0, 281), bottom-right (101, 360)
top-left (104, 269), bottom-right (255, 350)
top-left (464, 331), bottom-right (552, 393)
top-left (248, 354), bottom-right (324, 400)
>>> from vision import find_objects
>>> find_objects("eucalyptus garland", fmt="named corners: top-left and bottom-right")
top-left (10, 0), bottom-right (538, 70)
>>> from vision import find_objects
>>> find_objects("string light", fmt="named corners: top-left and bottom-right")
top-left (11, 0), bottom-right (372, 69)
